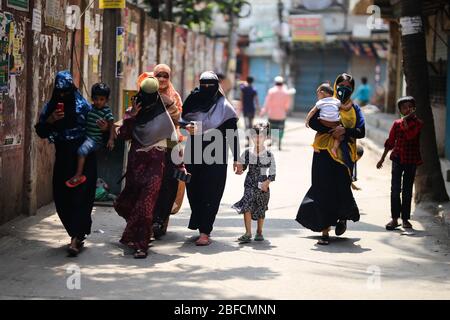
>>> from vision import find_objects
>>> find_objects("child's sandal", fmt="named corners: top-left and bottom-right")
top-left (254, 234), bottom-right (264, 241)
top-left (385, 220), bottom-right (400, 231)
top-left (238, 234), bottom-right (252, 244)
top-left (66, 175), bottom-right (87, 188)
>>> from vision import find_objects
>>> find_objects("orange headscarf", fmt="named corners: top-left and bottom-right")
top-left (153, 64), bottom-right (183, 113)
top-left (136, 72), bottom-right (153, 89)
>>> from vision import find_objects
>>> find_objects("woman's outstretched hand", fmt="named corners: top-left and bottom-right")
top-left (129, 101), bottom-right (142, 117)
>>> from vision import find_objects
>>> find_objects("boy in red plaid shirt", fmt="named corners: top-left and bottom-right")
top-left (376, 96), bottom-right (423, 230)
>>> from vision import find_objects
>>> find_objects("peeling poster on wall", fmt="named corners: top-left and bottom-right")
top-left (0, 97), bottom-right (4, 127)
top-left (116, 27), bottom-right (124, 78)
top-left (9, 21), bottom-right (24, 75)
top-left (0, 12), bottom-right (12, 94)
top-left (45, 0), bottom-right (66, 31)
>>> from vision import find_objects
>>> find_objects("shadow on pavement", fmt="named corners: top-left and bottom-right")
top-left (305, 236), bottom-right (372, 254)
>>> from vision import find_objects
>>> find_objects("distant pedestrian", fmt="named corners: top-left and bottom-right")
top-left (376, 96), bottom-right (423, 231)
top-left (352, 77), bottom-right (372, 106)
top-left (260, 76), bottom-right (291, 150)
top-left (240, 76), bottom-right (259, 130)
top-left (233, 122), bottom-right (276, 243)
top-left (35, 71), bottom-right (108, 256)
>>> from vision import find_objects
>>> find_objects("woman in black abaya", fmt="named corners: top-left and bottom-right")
top-left (182, 71), bottom-right (242, 246)
top-left (296, 73), bottom-right (365, 245)
top-left (35, 71), bottom-right (107, 256)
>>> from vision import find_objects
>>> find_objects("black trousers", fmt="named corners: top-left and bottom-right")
top-left (268, 119), bottom-right (285, 149)
top-left (244, 113), bottom-right (255, 130)
top-left (391, 160), bottom-right (417, 220)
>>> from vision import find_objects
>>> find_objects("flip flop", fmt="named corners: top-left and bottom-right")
top-left (317, 235), bottom-right (330, 245)
top-left (238, 234), bottom-right (252, 244)
top-left (196, 234), bottom-right (211, 246)
top-left (386, 220), bottom-right (401, 231)
top-left (134, 249), bottom-right (148, 259)
top-left (66, 175), bottom-right (87, 188)
top-left (67, 246), bottom-right (79, 257)
top-left (402, 220), bottom-right (413, 229)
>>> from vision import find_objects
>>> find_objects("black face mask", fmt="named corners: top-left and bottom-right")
top-left (199, 84), bottom-right (219, 99)
top-left (134, 91), bottom-right (164, 125)
top-left (336, 85), bottom-right (353, 103)
top-left (135, 90), bottom-right (158, 110)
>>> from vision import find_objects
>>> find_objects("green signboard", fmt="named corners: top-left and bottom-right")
top-left (7, 0), bottom-right (30, 12)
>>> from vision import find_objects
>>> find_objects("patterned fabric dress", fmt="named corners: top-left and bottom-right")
top-left (114, 117), bottom-right (166, 252)
top-left (233, 148), bottom-right (276, 220)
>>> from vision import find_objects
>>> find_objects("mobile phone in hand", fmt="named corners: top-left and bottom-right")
top-left (56, 103), bottom-right (64, 112)
top-left (173, 169), bottom-right (192, 183)
top-left (178, 119), bottom-right (195, 129)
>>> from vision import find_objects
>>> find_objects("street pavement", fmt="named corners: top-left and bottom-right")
top-left (0, 117), bottom-right (449, 299)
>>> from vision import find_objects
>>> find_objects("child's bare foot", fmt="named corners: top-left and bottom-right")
top-left (66, 175), bottom-right (87, 188)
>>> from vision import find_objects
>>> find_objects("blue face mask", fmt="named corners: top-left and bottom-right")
top-left (336, 85), bottom-right (353, 103)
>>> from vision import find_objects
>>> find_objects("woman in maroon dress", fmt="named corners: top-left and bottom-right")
top-left (114, 77), bottom-right (180, 258)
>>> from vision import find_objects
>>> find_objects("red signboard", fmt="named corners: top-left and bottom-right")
top-left (289, 15), bottom-right (325, 42)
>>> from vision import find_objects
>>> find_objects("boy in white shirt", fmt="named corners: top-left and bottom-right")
top-left (305, 83), bottom-right (344, 157)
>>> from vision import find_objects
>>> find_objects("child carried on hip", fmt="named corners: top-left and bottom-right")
top-left (66, 83), bottom-right (116, 188)
top-left (305, 83), bottom-right (352, 157)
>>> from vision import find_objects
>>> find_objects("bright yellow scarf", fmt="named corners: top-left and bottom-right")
top-left (312, 106), bottom-right (358, 174)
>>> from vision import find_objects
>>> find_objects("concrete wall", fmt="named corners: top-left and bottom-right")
top-left (0, 2), bottom-right (226, 225)
top-left (0, 7), bottom-right (28, 223)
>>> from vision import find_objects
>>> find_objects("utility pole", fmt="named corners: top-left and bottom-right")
top-left (400, 0), bottom-right (449, 202)
top-left (225, 1), bottom-right (236, 77)
top-left (225, 0), bottom-right (238, 99)
top-left (277, 0), bottom-right (286, 78)
top-left (149, 0), bottom-right (160, 19)
top-left (165, 0), bottom-right (173, 21)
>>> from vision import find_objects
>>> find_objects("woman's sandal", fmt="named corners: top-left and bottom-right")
top-left (134, 249), bottom-right (148, 259)
top-left (68, 237), bottom-right (85, 257)
top-left (196, 234), bottom-right (211, 246)
top-left (317, 235), bottom-right (330, 245)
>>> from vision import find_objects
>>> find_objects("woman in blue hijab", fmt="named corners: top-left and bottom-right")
top-left (35, 71), bottom-right (108, 256)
